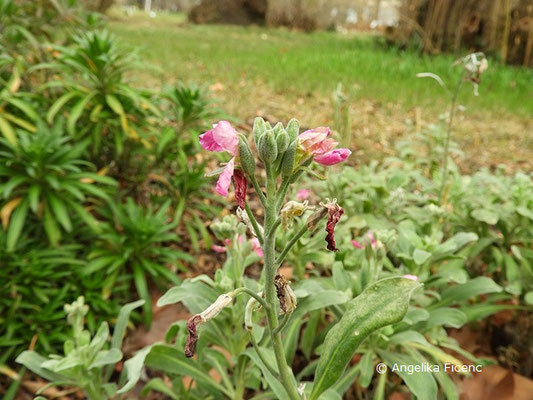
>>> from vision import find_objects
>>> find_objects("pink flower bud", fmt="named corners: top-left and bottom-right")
top-left (211, 244), bottom-right (227, 253)
top-left (403, 274), bottom-right (419, 281)
top-left (351, 240), bottom-right (363, 249)
top-left (314, 148), bottom-right (352, 165)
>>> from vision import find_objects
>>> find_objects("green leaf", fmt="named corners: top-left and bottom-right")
top-left (117, 345), bottom-right (152, 394)
top-left (67, 91), bottom-right (97, 135)
top-left (243, 347), bottom-right (289, 399)
top-left (413, 249), bottom-right (432, 265)
top-left (6, 199), bottom-right (28, 251)
top-left (140, 378), bottom-right (180, 399)
top-left (309, 277), bottom-right (421, 400)
top-left (471, 209), bottom-right (498, 225)
top-left (89, 349), bottom-right (122, 369)
top-left (47, 193), bottom-right (72, 232)
top-left (43, 202), bottom-right (61, 245)
top-left (425, 308), bottom-right (466, 329)
top-left (133, 263), bottom-right (152, 328)
top-left (525, 291), bottom-right (533, 305)
top-left (378, 350), bottom-right (438, 400)
top-left (15, 351), bottom-right (69, 383)
top-left (105, 94), bottom-right (125, 115)
top-left (111, 299), bottom-right (145, 350)
top-left (0, 115), bottom-right (18, 146)
top-left (47, 91), bottom-right (79, 124)
top-left (145, 344), bottom-right (231, 398)
top-left (436, 277), bottom-right (502, 307)
top-left (28, 185), bottom-right (41, 213)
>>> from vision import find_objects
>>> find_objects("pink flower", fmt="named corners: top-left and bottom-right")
top-left (199, 121), bottom-right (239, 197)
top-left (199, 121), bottom-right (238, 154)
top-left (314, 148), bottom-right (352, 165)
top-left (403, 274), bottom-right (419, 281)
top-left (251, 237), bottom-right (263, 257)
top-left (351, 240), bottom-right (363, 249)
top-left (297, 189), bottom-right (311, 201)
top-left (367, 232), bottom-right (377, 248)
top-left (298, 127), bottom-right (351, 166)
top-left (211, 244), bottom-right (227, 253)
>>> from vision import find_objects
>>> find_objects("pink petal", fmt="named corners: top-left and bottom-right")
top-left (251, 237), bottom-right (263, 257)
top-left (212, 121), bottom-right (239, 155)
top-left (211, 245), bottom-right (227, 253)
top-left (309, 137), bottom-right (338, 155)
top-left (367, 232), bottom-right (376, 248)
top-left (351, 240), bottom-right (363, 249)
top-left (216, 157), bottom-right (235, 196)
top-left (199, 129), bottom-right (224, 152)
top-left (297, 189), bottom-right (311, 201)
top-left (403, 274), bottom-right (419, 281)
top-left (299, 127), bottom-right (331, 152)
top-left (314, 148), bottom-right (351, 165)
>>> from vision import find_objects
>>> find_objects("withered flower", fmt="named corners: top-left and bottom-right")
top-left (185, 314), bottom-right (203, 358)
top-left (323, 199), bottom-right (344, 252)
top-left (184, 294), bottom-right (233, 357)
top-left (274, 274), bottom-right (297, 314)
top-left (281, 200), bottom-right (309, 229)
top-left (232, 169), bottom-right (248, 209)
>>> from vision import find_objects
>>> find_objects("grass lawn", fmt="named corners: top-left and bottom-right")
top-left (108, 9), bottom-right (533, 170)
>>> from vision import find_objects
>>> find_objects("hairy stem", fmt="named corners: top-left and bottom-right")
top-left (244, 202), bottom-right (264, 245)
top-left (263, 165), bottom-right (301, 400)
top-left (249, 174), bottom-right (267, 206)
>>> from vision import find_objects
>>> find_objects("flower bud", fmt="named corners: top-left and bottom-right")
top-left (276, 129), bottom-right (290, 155)
top-left (238, 135), bottom-right (255, 177)
top-left (274, 274), bottom-right (297, 314)
top-left (280, 140), bottom-right (297, 178)
top-left (258, 129), bottom-right (278, 164)
top-left (286, 118), bottom-right (300, 142)
top-left (253, 117), bottom-right (267, 146)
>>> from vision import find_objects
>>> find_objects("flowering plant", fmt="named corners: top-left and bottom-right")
top-left (153, 118), bottom-right (421, 399)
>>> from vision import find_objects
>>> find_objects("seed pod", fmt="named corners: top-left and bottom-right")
top-left (281, 140), bottom-right (297, 177)
top-left (286, 118), bottom-right (300, 142)
top-left (238, 135), bottom-right (255, 176)
top-left (258, 129), bottom-right (278, 164)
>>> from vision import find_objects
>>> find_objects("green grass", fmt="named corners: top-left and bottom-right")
top-left (108, 10), bottom-right (533, 118)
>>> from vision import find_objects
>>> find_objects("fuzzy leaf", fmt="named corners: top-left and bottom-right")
top-left (310, 277), bottom-right (421, 400)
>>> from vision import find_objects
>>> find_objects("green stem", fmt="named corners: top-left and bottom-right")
top-left (272, 312), bottom-right (292, 335)
top-left (249, 174), bottom-right (267, 206)
top-left (263, 164), bottom-right (301, 400)
top-left (231, 287), bottom-right (269, 311)
top-left (276, 179), bottom-right (290, 211)
top-left (276, 224), bottom-right (309, 266)
top-left (439, 69), bottom-right (465, 203)
top-left (249, 332), bottom-right (280, 379)
top-left (244, 202), bottom-right (264, 245)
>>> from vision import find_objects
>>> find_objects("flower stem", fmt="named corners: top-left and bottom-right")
top-left (249, 174), bottom-right (267, 206)
top-left (439, 69), bottom-right (465, 203)
top-left (276, 224), bottom-right (309, 266)
top-left (244, 202), bottom-right (264, 245)
top-left (263, 164), bottom-right (301, 400)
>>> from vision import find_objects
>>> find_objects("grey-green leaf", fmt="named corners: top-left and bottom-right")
top-left (309, 277), bottom-right (421, 400)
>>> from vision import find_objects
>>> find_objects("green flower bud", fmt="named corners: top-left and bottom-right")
top-left (281, 140), bottom-right (297, 177)
top-left (238, 135), bottom-right (255, 176)
top-left (258, 129), bottom-right (278, 164)
top-left (276, 127), bottom-right (290, 155)
top-left (286, 118), bottom-right (300, 142)
top-left (253, 117), bottom-right (267, 144)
